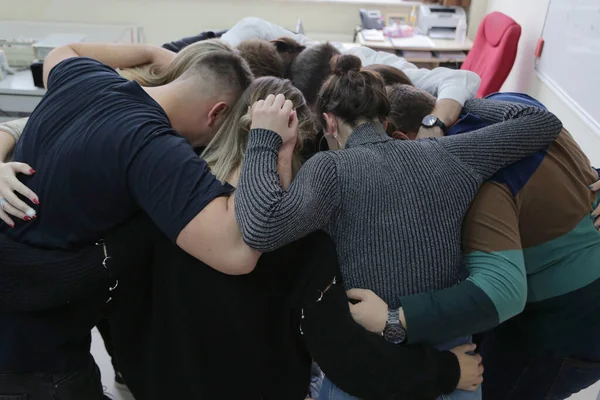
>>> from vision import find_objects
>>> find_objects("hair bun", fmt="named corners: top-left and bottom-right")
top-left (330, 54), bottom-right (362, 75)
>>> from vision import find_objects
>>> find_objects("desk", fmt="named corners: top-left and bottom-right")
top-left (357, 34), bottom-right (473, 67)
top-left (0, 70), bottom-right (45, 114)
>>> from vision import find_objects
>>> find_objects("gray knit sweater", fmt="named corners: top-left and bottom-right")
top-left (236, 99), bottom-right (562, 308)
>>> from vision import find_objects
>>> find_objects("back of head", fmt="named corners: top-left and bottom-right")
top-left (290, 43), bottom-right (341, 107)
top-left (317, 54), bottom-right (390, 128)
top-left (271, 37), bottom-right (306, 78)
top-left (119, 39), bottom-right (233, 87)
top-left (177, 49), bottom-right (254, 102)
top-left (202, 76), bottom-right (316, 183)
top-left (362, 64), bottom-right (414, 87)
top-left (237, 39), bottom-right (285, 78)
top-left (386, 84), bottom-right (436, 136)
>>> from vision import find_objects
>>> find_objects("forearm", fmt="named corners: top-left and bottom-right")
top-left (417, 99), bottom-right (464, 139)
top-left (401, 249), bottom-right (527, 344)
top-left (0, 131), bottom-right (16, 162)
top-left (303, 285), bottom-right (460, 398)
top-left (67, 43), bottom-right (163, 70)
top-left (441, 99), bottom-right (563, 181)
top-left (236, 129), bottom-right (338, 252)
top-left (0, 117), bottom-right (28, 161)
top-left (400, 281), bottom-right (499, 344)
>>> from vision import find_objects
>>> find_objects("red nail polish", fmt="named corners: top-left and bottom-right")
top-left (32, 198), bottom-right (39, 205)
top-left (32, 215), bottom-right (37, 220)
top-left (9, 223), bottom-right (14, 228)
top-left (29, 169), bottom-right (36, 174)
top-left (24, 216), bottom-right (31, 221)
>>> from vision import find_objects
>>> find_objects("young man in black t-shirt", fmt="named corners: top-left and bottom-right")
top-left (0, 43), bottom-right (257, 399)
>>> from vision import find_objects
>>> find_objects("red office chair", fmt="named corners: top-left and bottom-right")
top-left (461, 12), bottom-right (522, 98)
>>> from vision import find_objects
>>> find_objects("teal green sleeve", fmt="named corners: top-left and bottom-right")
top-left (401, 249), bottom-right (527, 345)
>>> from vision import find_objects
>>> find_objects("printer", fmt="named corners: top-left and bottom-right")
top-left (417, 5), bottom-right (466, 39)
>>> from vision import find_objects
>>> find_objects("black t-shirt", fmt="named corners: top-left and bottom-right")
top-left (2, 57), bottom-right (229, 249)
top-left (0, 57), bottom-right (229, 373)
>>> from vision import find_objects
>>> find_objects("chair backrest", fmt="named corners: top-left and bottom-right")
top-left (461, 12), bottom-right (522, 98)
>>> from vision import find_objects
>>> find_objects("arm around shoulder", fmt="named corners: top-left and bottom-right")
top-left (177, 194), bottom-right (261, 275)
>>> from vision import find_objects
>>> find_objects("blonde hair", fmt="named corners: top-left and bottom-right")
top-left (202, 76), bottom-right (316, 182)
top-left (119, 39), bottom-right (233, 87)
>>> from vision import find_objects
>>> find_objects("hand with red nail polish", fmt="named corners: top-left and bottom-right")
top-left (0, 161), bottom-right (40, 225)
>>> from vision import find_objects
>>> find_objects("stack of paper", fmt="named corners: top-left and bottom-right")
top-left (362, 29), bottom-right (385, 42)
top-left (390, 35), bottom-right (435, 48)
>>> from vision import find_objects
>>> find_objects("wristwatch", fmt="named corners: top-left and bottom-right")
top-left (421, 114), bottom-right (447, 131)
top-left (383, 308), bottom-right (407, 344)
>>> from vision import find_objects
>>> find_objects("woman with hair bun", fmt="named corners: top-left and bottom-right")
top-left (236, 54), bottom-right (564, 399)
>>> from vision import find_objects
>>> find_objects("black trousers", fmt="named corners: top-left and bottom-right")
top-left (0, 356), bottom-right (105, 400)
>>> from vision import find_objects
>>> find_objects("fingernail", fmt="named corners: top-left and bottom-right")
top-left (25, 209), bottom-right (36, 218)
top-left (23, 216), bottom-right (31, 221)
top-left (589, 185), bottom-right (594, 189)
top-left (32, 215), bottom-right (37, 220)
top-left (29, 169), bottom-right (36, 174)
top-left (9, 223), bottom-right (14, 228)
top-left (32, 198), bottom-right (39, 205)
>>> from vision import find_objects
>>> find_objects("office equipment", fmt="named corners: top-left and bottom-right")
top-left (360, 9), bottom-right (385, 30)
top-left (461, 12), bottom-right (521, 98)
top-left (33, 33), bottom-right (86, 60)
top-left (417, 5), bottom-right (466, 40)
top-left (536, 0), bottom-right (600, 135)
top-left (0, 38), bottom-right (35, 68)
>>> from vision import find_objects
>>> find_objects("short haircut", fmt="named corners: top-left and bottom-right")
top-left (362, 64), bottom-right (414, 86)
top-left (290, 43), bottom-right (341, 107)
top-left (179, 50), bottom-right (254, 98)
top-left (237, 39), bottom-right (285, 78)
top-left (386, 84), bottom-right (436, 135)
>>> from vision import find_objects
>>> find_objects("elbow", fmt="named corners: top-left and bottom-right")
top-left (241, 231), bottom-right (278, 253)
top-left (219, 250), bottom-right (259, 276)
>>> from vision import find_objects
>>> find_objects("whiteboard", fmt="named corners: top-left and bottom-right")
top-left (535, 0), bottom-right (600, 136)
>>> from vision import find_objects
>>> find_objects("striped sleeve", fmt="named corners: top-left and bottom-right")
top-left (235, 129), bottom-right (340, 252)
top-left (401, 182), bottom-right (527, 344)
top-left (438, 99), bottom-right (562, 182)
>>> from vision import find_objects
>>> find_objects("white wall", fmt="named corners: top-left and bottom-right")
top-left (486, 0), bottom-right (600, 165)
top-left (0, 0), bottom-right (421, 44)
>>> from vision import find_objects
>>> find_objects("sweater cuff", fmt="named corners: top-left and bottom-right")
top-left (436, 350), bottom-right (461, 394)
top-left (247, 128), bottom-right (283, 150)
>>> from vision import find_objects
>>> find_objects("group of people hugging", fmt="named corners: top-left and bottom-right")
top-left (0, 17), bottom-right (599, 400)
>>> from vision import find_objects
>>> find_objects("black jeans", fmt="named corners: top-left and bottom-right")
top-left (481, 332), bottom-right (600, 399)
top-left (0, 356), bottom-right (105, 400)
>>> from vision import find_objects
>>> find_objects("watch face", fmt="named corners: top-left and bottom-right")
top-left (384, 324), bottom-right (406, 344)
top-left (422, 114), bottom-right (437, 127)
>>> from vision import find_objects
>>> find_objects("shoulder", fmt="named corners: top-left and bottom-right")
top-left (48, 57), bottom-right (121, 90)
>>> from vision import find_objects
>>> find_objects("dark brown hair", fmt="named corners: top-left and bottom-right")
top-left (290, 42), bottom-right (341, 107)
top-left (362, 64), bottom-right (414, 86)
top-left (386, 84), bottom-right (436, 135)
top-left (317, 54), bottom-right (390, 128)
top-left (237, 39), bottom-right (285, 78)
top-left (271, 37), bottom-right (306, 78)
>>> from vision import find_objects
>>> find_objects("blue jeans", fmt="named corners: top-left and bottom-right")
top-left (318, 336), bottom-right (482, 400)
